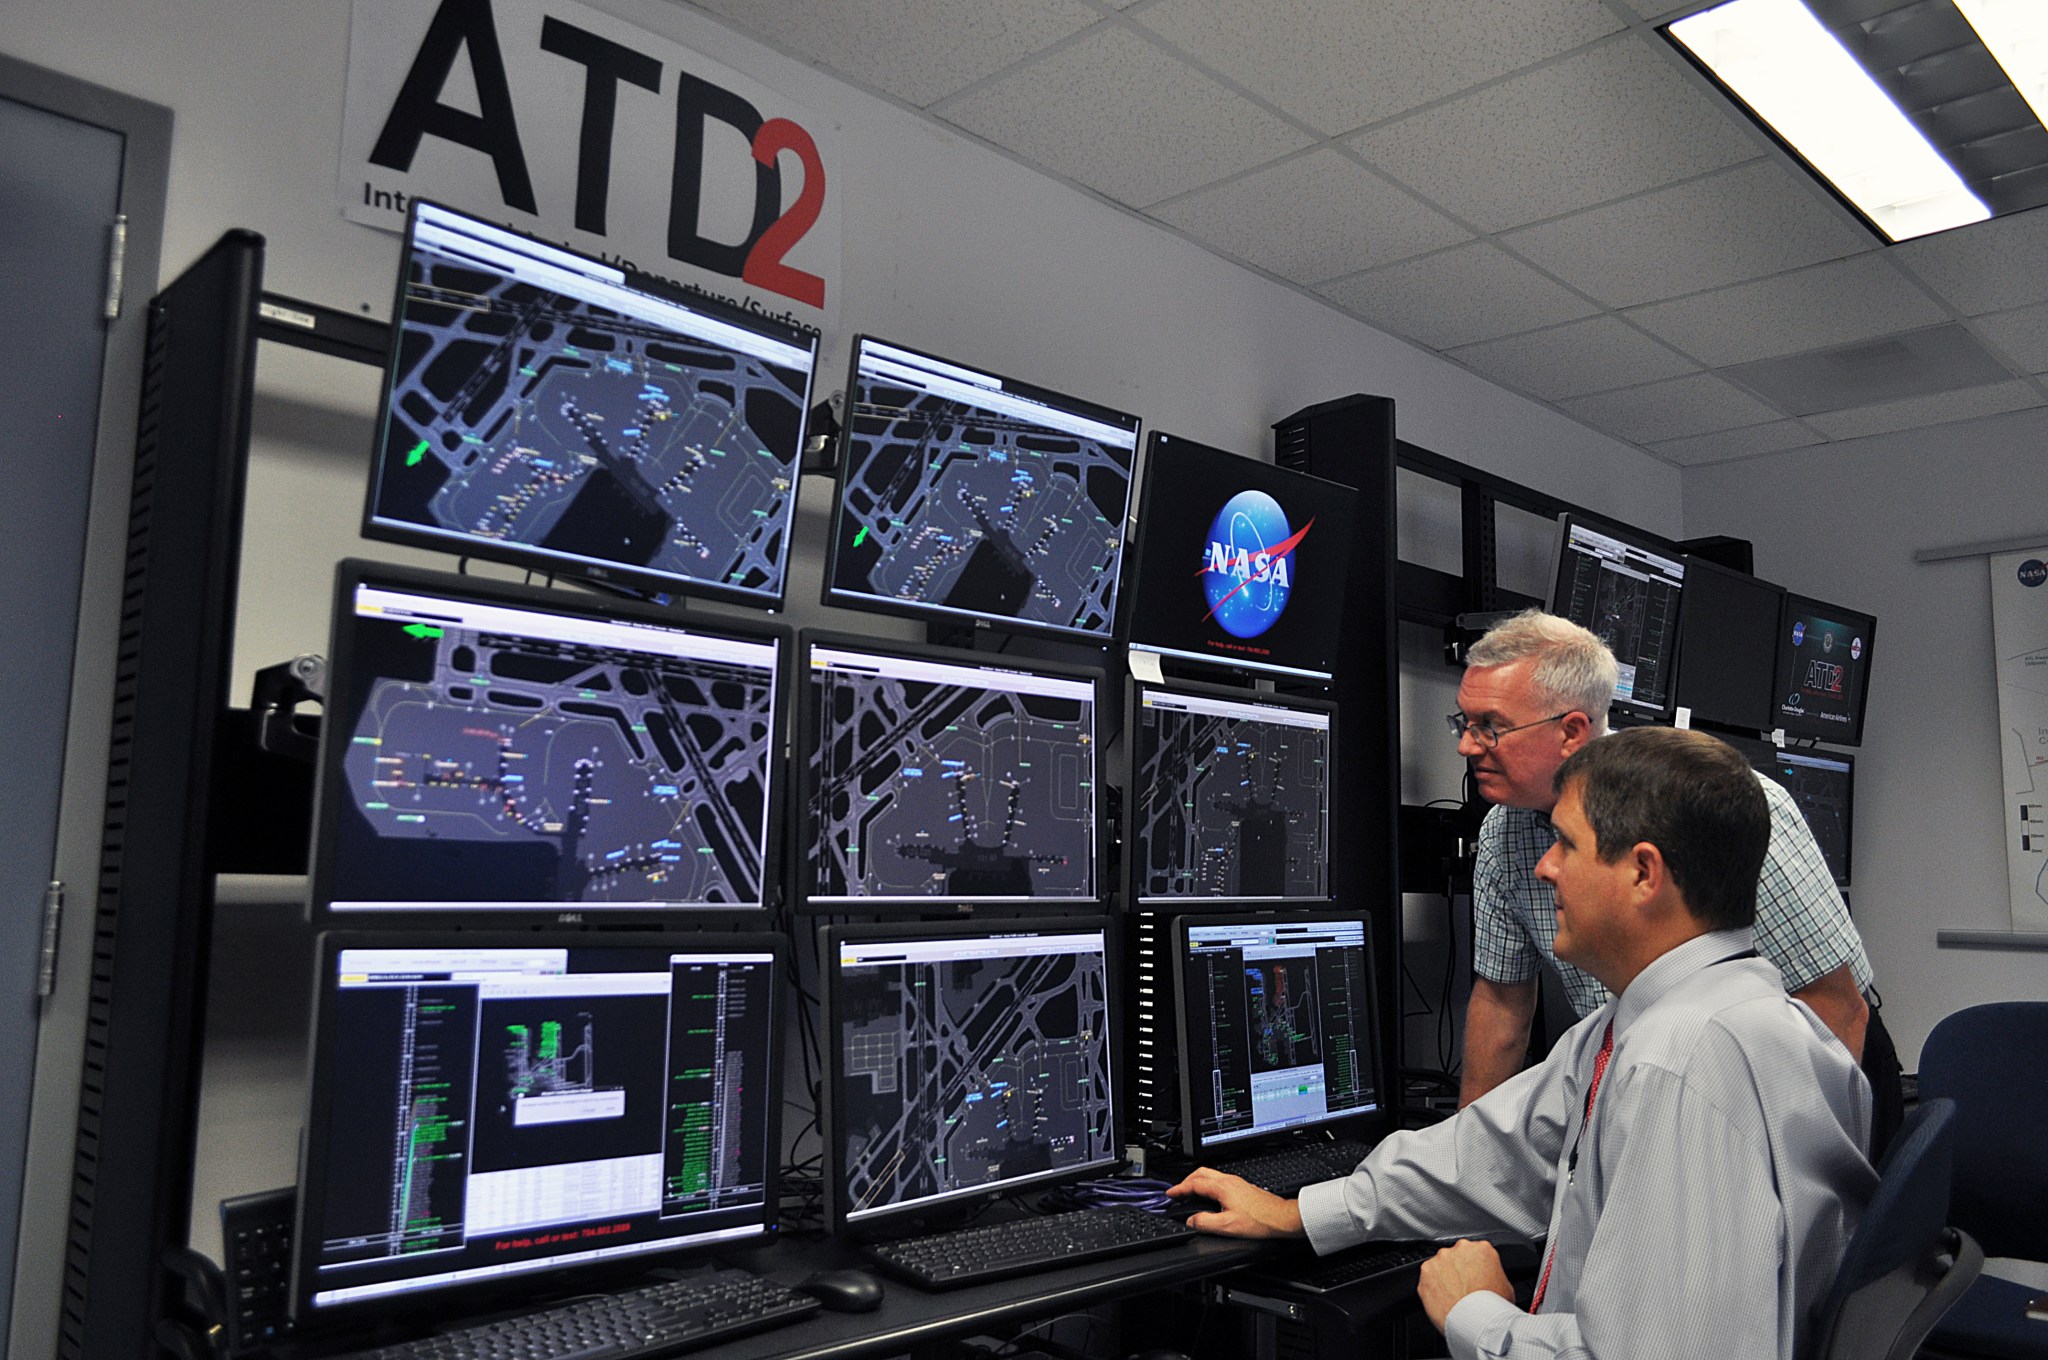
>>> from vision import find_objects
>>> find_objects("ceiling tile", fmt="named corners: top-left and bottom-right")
top-left (1973, 303), bottom-right (2048, 374)
top-left (1448, 315), bottom-right (1696, 400)
top-left (937, 27), bottom-right (1312, 208)
top-left (1499, 161), bottom-right (1872, 308)
top-left (1624, 255), bottom-right (1949, 367)
top-left (1349, 38), bottom-right (1759, 232)
top-left (1319, 242), bottom-right (1598, 349)
top-left (1134, 0), bottom-right (1621, 135)
top-left (691, 0), bottom-right (1102, 107)
top-left (1149, 150), bottom-right (1469, 284)
top-left (1649, 421), bottom-right (1824, 467)
top-left (1891, 205), bottom-right (2048, 316)
top-left (1557, 372), bottom-right (1782, 443)
top-left (1805, 380), bottom-right (2044, 440)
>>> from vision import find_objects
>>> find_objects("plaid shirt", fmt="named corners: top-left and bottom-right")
top-left (1472, 776), bottom-right (1872, 1016)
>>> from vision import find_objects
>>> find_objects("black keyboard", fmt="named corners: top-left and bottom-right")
top-left (867, 1207), bottom-right (1197, 1290)
top-left (1217, 1139), bottom-right (1371, 1197)
top-left (334, 1269), bottom-right (820, 1360)
top-left (1274, 1241), bottom-right (1436, 1294)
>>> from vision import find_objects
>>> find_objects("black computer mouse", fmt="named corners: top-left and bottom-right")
top-left (795, 1268), bottom-right (884, 1313)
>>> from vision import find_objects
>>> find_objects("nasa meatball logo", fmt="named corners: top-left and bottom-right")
top-left (1198, 491), bottom-right (1313, 639)
top-left (1791, 620), bottom-right (1806, 647)
top-left (2019, 559), bottom-right (2048, 588)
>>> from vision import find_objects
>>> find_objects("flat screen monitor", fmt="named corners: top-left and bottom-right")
top-left (291, 933), bottom-right (782, 1329)
top-left (1673, 556), bottom-right (1783, 732)
top-left (1773, 593), bottom-right (1876, 746)
top-left (363, 200), bottom-right (819, 608)
top-left (1123, 432), bottom-right (1359, 682)
top-left (822, 920), bottom-right (1119, 1231)
top-left (1127, 680), bottom-right (1336, 906)
top-left (1726, 737), bottom-right (1854, 888)
top-left (1548, 514), bottom-right (1687, 718)
top-left (311, 561), bottom-right (787, 924)
top-left (823, 336), bottom-right (1142, 639)
top-left (797, 634), bottom-right (1102, 908)
top-left (1175, 913), bottom-right (1382, 1157)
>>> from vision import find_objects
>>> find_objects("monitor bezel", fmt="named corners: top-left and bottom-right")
top-left (1546, 511), bottom-right (1690, 722)
top-left (1671, 554), bottom-right (1785, 733)
top-left (289, 928), bottom-right (788, 1335)
top-left (308, 558), bottom-right (791, 927)
top-left (791, 628), bottom-right (1108, 913)
top-left (1773, 591), bottom-right (1877, 747)
top-left (1122, 676), bottom-right (1340, 911)
top-left (819, 333), bottom-right (1143, 643)
top-left (1119, 430), bottom-right (1360, 684)
top-left (818, 916), bottom-right (1124, 1235)
top-left (1170, 906), bottom-right (1386, 1159)
top-left (359, 198), bottom-right (821, 611)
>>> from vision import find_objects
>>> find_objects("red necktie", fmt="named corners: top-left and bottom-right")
top-left (1529, 1018), bottom-right (1614, 1314)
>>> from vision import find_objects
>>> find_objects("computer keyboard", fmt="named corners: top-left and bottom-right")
top-left (1216, 1139), bottom-right (1372, 1197)
top-left (866, 1207), bottom-right (1198, 1290)
top-left (331, 1268), bottom-right (820, 1360)
top-left (1278, 1241), bottom-right (1437, 1293)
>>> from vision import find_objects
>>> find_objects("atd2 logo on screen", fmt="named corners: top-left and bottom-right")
top-left (1198, 491), bottom-right (1314, 639)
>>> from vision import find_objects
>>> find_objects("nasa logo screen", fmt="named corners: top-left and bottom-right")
top-left (1128, 434), bottom-right (1358, 681)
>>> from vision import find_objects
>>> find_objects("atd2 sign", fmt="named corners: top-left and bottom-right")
top-left (341, 0), bottom-right (838, 328)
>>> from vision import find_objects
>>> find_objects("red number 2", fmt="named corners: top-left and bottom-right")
top-left (744, 118), bottom-right (826, 309)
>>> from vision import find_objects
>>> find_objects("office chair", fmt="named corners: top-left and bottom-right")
top-left (1809, 1098), bottom-right (1982, 1360)
top-left (1917, 1000), bottom-right (2048, 1360)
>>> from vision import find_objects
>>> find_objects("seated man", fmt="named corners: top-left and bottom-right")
top-left (1170, 727), bottom-right (1876, 1360)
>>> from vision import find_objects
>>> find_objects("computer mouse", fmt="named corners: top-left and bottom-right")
top-left (795, 1268), bottom-right (884, 1313)
top-left (1169, 1193), bottom-right (1223, 1218)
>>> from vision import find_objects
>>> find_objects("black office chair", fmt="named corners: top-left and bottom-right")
top-left (1917, 1001), bottom-right (2048, 1360)
top-left (1809, 1097), bottom-right (1982, 1360)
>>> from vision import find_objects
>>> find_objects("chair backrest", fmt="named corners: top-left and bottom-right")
top-left (1917, 1000), bottom-right (2048, 1260)
top-left (1810, 1099), bottom-right (1983, 1360)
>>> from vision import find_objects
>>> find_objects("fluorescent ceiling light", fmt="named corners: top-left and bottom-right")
top-left (1669, 0), bottom-right (1991, 242)
top-left (1956, 0), bottom-right (2048, 136)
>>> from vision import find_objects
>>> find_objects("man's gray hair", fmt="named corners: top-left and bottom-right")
top-left (1465, 610), bottom-right (1617, 732)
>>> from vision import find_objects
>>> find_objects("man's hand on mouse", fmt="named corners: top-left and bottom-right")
top-left (1163, 1167), bottom-right (1305, 1239)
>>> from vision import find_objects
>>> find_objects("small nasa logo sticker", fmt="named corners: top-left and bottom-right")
top-left (1199, 491), bottom-right (1313, 639)
top-left (1791, 620), bottom-right (1806, 647)
top-left (1851, 636), bottom-right (1863, 661)
top-left (2019, 559), bottom-right (2048, 588)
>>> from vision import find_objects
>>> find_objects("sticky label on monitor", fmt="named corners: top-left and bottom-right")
top-left (1128, 648), bottom-right (1164, 684)
top-left (1674, 706), bottom-right (1692, 730)
top-left (1770, 728), bottom-right (1786, 747)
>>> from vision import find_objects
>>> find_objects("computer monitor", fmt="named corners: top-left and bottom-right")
top-left (1724, 735), bottom-right (1854, 888)
top-left (362, 200), bottom-right (820, 608)
top-left (1175, 912), bottom-right (1383, 1158)
top-left (1773, 593), bottom-right (1876, 746)
top-left (822, 336), bottom-right (1142, 640)
top-left (821, 919), bottom-right (1120, 1232)
top-left (1122, 432), bottom-right (1359, 682)
top-left (291, 932), bottom-right (783, 1331)
top-left (1547, 514), bottom-right (1687, 719)
top-left (311, 561), bottom-right (787, 924)
top-left (1673, 556), bottom-right (1784, 732)
top-left (1126, 680), bottom-right (1336, 906)
top-left (796, 633), bottom-right (1102, 908)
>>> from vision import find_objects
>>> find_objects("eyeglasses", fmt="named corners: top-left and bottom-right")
top-left (1445, 710), bottom-right (1571, 749)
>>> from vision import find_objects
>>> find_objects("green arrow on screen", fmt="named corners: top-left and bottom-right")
top-left (406, 440), bottom-right (429, 467)
top-left (853, 525), bottom-right (869, 548)
top-left (402, 624), bottom-right (443, 640)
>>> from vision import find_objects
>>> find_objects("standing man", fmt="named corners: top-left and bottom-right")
top-left (1450, 612), bottom-right (1898, 1151)
top-left (1170, 727), bottom-right (1877, 1360)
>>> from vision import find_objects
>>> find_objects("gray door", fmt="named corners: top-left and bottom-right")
top-left (0, 55), bottom-right (170, 1356)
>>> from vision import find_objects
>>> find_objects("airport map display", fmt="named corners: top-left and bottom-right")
top-left (1132, 689), bottom-right (1331, 901)
top-left (806, 647), bottom-right (1097, 902)
top-left (327, 586), bottom-right (779, 912)
top-left (828, 340), bottom-right (1139, 636)
top-left (369, 206), bottom-right (814, 601)
top-left (834, 935), bottom-right (1115, 1218)
top-left (1553, 521), bottom-right (1684, 713)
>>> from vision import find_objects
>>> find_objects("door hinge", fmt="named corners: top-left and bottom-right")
top-left (103, 214), bottom-right (127, 321)
top-left (38, 880), bottom-right (64, 998)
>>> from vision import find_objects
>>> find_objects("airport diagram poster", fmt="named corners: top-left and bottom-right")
top-left (1991, 544), bottom-right (2048, 930)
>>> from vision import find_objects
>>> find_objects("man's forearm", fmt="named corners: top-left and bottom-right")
top-left (1460, 978), bottom-right (1538, 1107)
top-left (1790, 964), bottom-right (1868, 1063)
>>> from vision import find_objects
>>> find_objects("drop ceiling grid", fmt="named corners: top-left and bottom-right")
top-left (1447, 314), bottom-right (1701, 401)
top-left (1558, 370), bottom-right (1782, 443)
top-left (1317, 240), bottom-right (1599, 350)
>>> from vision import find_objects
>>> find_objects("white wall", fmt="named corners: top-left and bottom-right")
top-left (1683, 408), bottom-right (2048, 1068)
top-left (6, 0), bottom-right (1686, 1310)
